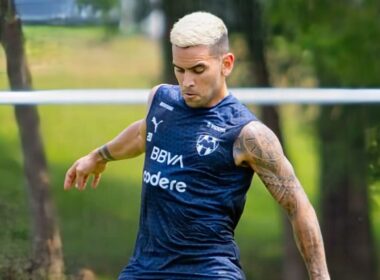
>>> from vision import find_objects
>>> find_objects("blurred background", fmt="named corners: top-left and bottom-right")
top-left (0, 0), bottom-right (379, 279)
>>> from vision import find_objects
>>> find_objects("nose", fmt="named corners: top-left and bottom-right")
top-left (182, 71), bottom-right (195, 88)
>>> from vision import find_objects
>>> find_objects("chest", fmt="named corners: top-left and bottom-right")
top-left (145, 106), bottom-right (236, 171)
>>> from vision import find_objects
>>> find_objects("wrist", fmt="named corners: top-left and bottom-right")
top-left (96, 145), bottom-right (115, 162)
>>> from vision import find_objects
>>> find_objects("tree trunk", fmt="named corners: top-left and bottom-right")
top-left (161, 0), bottom-right (180, 84)
top-left (234, 0), bottom-right (307, 279)
top-left (0, 1), bottom-right (65, 278)
top-left (161, 0), bottom-right (204, 83)
top-left (318, 105), bottom-right (376, 280)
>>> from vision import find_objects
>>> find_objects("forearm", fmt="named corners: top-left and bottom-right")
top-left (256, 167), bottom-right (330, 279)
top-left (99, 119), bottom-right (146, 161)
top-left (291, 201), bottom-right (330, 280)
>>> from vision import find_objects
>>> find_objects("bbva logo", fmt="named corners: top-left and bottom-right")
top-left (196, 134), bottom-right (220, 156)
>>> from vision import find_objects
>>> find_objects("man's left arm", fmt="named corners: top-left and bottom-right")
top-left (233, 121), bottom-right (330, 280)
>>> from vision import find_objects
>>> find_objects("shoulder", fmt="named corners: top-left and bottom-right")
top-left (233, 121), bottom-right (284, 168)
top-left (147, 84), bottom-right (176, 111)
top-left (147, 84), bottom-right (181, 106)
top-left (223, 93), bottom-right (258, 123)
top-left (148, 83), bottom-right (167, 103)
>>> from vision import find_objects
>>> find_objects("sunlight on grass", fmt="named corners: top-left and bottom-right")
top-left (0, 26), bottom-right (161, 90)
top-left (39, 104), bottom-right (147, 277)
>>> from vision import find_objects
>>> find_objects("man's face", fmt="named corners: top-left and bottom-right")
top-left (172, 45), bottom-right (234, 108)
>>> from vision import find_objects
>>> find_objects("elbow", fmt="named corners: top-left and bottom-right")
top-left (283, 192), bottom-right (315, 221)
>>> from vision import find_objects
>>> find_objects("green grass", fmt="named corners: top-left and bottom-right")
top-left (0, 25), bottom-right (379, 279)
top-left (42, 105), bottom-right (147, 277)
top-left (1, 26), bottom-right (161, 90)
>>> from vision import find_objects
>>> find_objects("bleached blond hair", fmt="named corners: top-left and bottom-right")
top-left (170, 12), bottom-right (229, 55)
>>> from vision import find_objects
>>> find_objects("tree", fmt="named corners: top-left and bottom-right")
top-left (267, 1), bottom-right (380, 279)
top-left (0, 0), bottom-right (64, 278)
top-left (161, 0), bottom-right (185, 84)
top-left (307, 6), bottom-right (378, 280)
top-left (233, 0), bottom-right (307, 279)
top-left (318, 105), bottom-right (376, 280)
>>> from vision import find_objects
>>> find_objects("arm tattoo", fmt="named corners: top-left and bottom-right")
top-left (235, 121), bottom-right (330, 279)
top-left (239, 121), bottom-right (300, 216)
top-left (97, 144), bottom-right (115, 161)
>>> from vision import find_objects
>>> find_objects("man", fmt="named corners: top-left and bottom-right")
top-left (64, 12), bottom-right (330, 280)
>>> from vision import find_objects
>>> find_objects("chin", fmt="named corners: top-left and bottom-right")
top-left (184, 100), bottom-right (201, 108)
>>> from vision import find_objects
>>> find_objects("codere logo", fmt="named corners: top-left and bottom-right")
top-left (143, 170), bottom-right (187, 192)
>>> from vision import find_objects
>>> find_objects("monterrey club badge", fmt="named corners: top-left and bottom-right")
top-left (196, 134), bottom-right (220, 156)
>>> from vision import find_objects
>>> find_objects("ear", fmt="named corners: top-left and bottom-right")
top-left (221, 53), bottom-right (235, 77)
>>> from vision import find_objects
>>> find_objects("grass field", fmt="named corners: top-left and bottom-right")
top-left (0, 25), bottom-right (379, 279)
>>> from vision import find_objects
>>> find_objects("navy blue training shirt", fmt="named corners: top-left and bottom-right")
top-left (119, 84), bottom-right (258, 280)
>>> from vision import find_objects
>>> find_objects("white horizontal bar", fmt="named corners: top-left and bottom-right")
top-left (0, 89), bottom-right (149, 105)
top-left (0, 88), bottom-right (380, 105)
top-left (233, 88), bottom-right (380, 104)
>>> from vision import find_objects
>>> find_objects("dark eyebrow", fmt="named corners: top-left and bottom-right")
top-left (173, 63), bottom-right (207, 70)
top-left (190, 63), bottom-right (207, 70)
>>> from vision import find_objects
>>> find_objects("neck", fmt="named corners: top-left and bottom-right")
top-left (218, 83), bottom-right (229, 101)
top-left (221, 83), bottom-right (229, 98)
top-left (208, 83), bottom-right (229, 108)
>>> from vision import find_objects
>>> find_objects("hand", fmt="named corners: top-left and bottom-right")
top-left (64, 151), bottom-right (107, 191)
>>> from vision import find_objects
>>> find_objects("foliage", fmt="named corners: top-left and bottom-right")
top-left (266, 1), bottom-right (380, 278)
top-left (266, 0), bottom-right (380, 194)
top-left (368, 124), bottom-right (380, 213)
top-left (267, 0), bottom-right (380, 87)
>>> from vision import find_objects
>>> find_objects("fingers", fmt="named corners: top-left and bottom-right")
top-left (76, 171), bottom-right (89, 191)
top-left (64, 161), bottom-right (89, 191)
top-left (64, 156), bottom-right (104, 191)
top-left (91, 173), bottom-right (102, 189)
top-left (64, 165), bottom-right (77, 190)
top-left (64, 167), bottom-right (102, 191)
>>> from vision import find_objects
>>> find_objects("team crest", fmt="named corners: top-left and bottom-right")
top-left (196, 134), bottom-right (219, 156)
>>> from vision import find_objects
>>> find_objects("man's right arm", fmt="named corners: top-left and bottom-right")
top-left (63, 85), bottom-right (161, 191)
top-left (233, 121), bottom-right (330, 279)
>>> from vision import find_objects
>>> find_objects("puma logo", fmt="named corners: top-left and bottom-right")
top-left (152, 117), bottom-right (163, 133)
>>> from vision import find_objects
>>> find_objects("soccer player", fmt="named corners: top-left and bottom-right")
top-left (64, 12), bottom-right (330, 280)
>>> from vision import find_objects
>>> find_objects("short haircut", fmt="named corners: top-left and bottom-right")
top-left (170, 11), bottom-right (229, 56)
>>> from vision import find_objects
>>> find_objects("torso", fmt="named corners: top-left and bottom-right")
top-left (119, 84), bottom-right (257, 280)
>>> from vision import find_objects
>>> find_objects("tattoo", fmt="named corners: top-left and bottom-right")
top-left (97, 145), bottom-right (115, 161)
top-left (235, 121), bottom-right (330, 279)
top-left (244, 124), bottom-right (282, 164)
top-left (293, 219), bottom-right (329, 280)
top-left (237, 121), bottom-right (301, 216)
